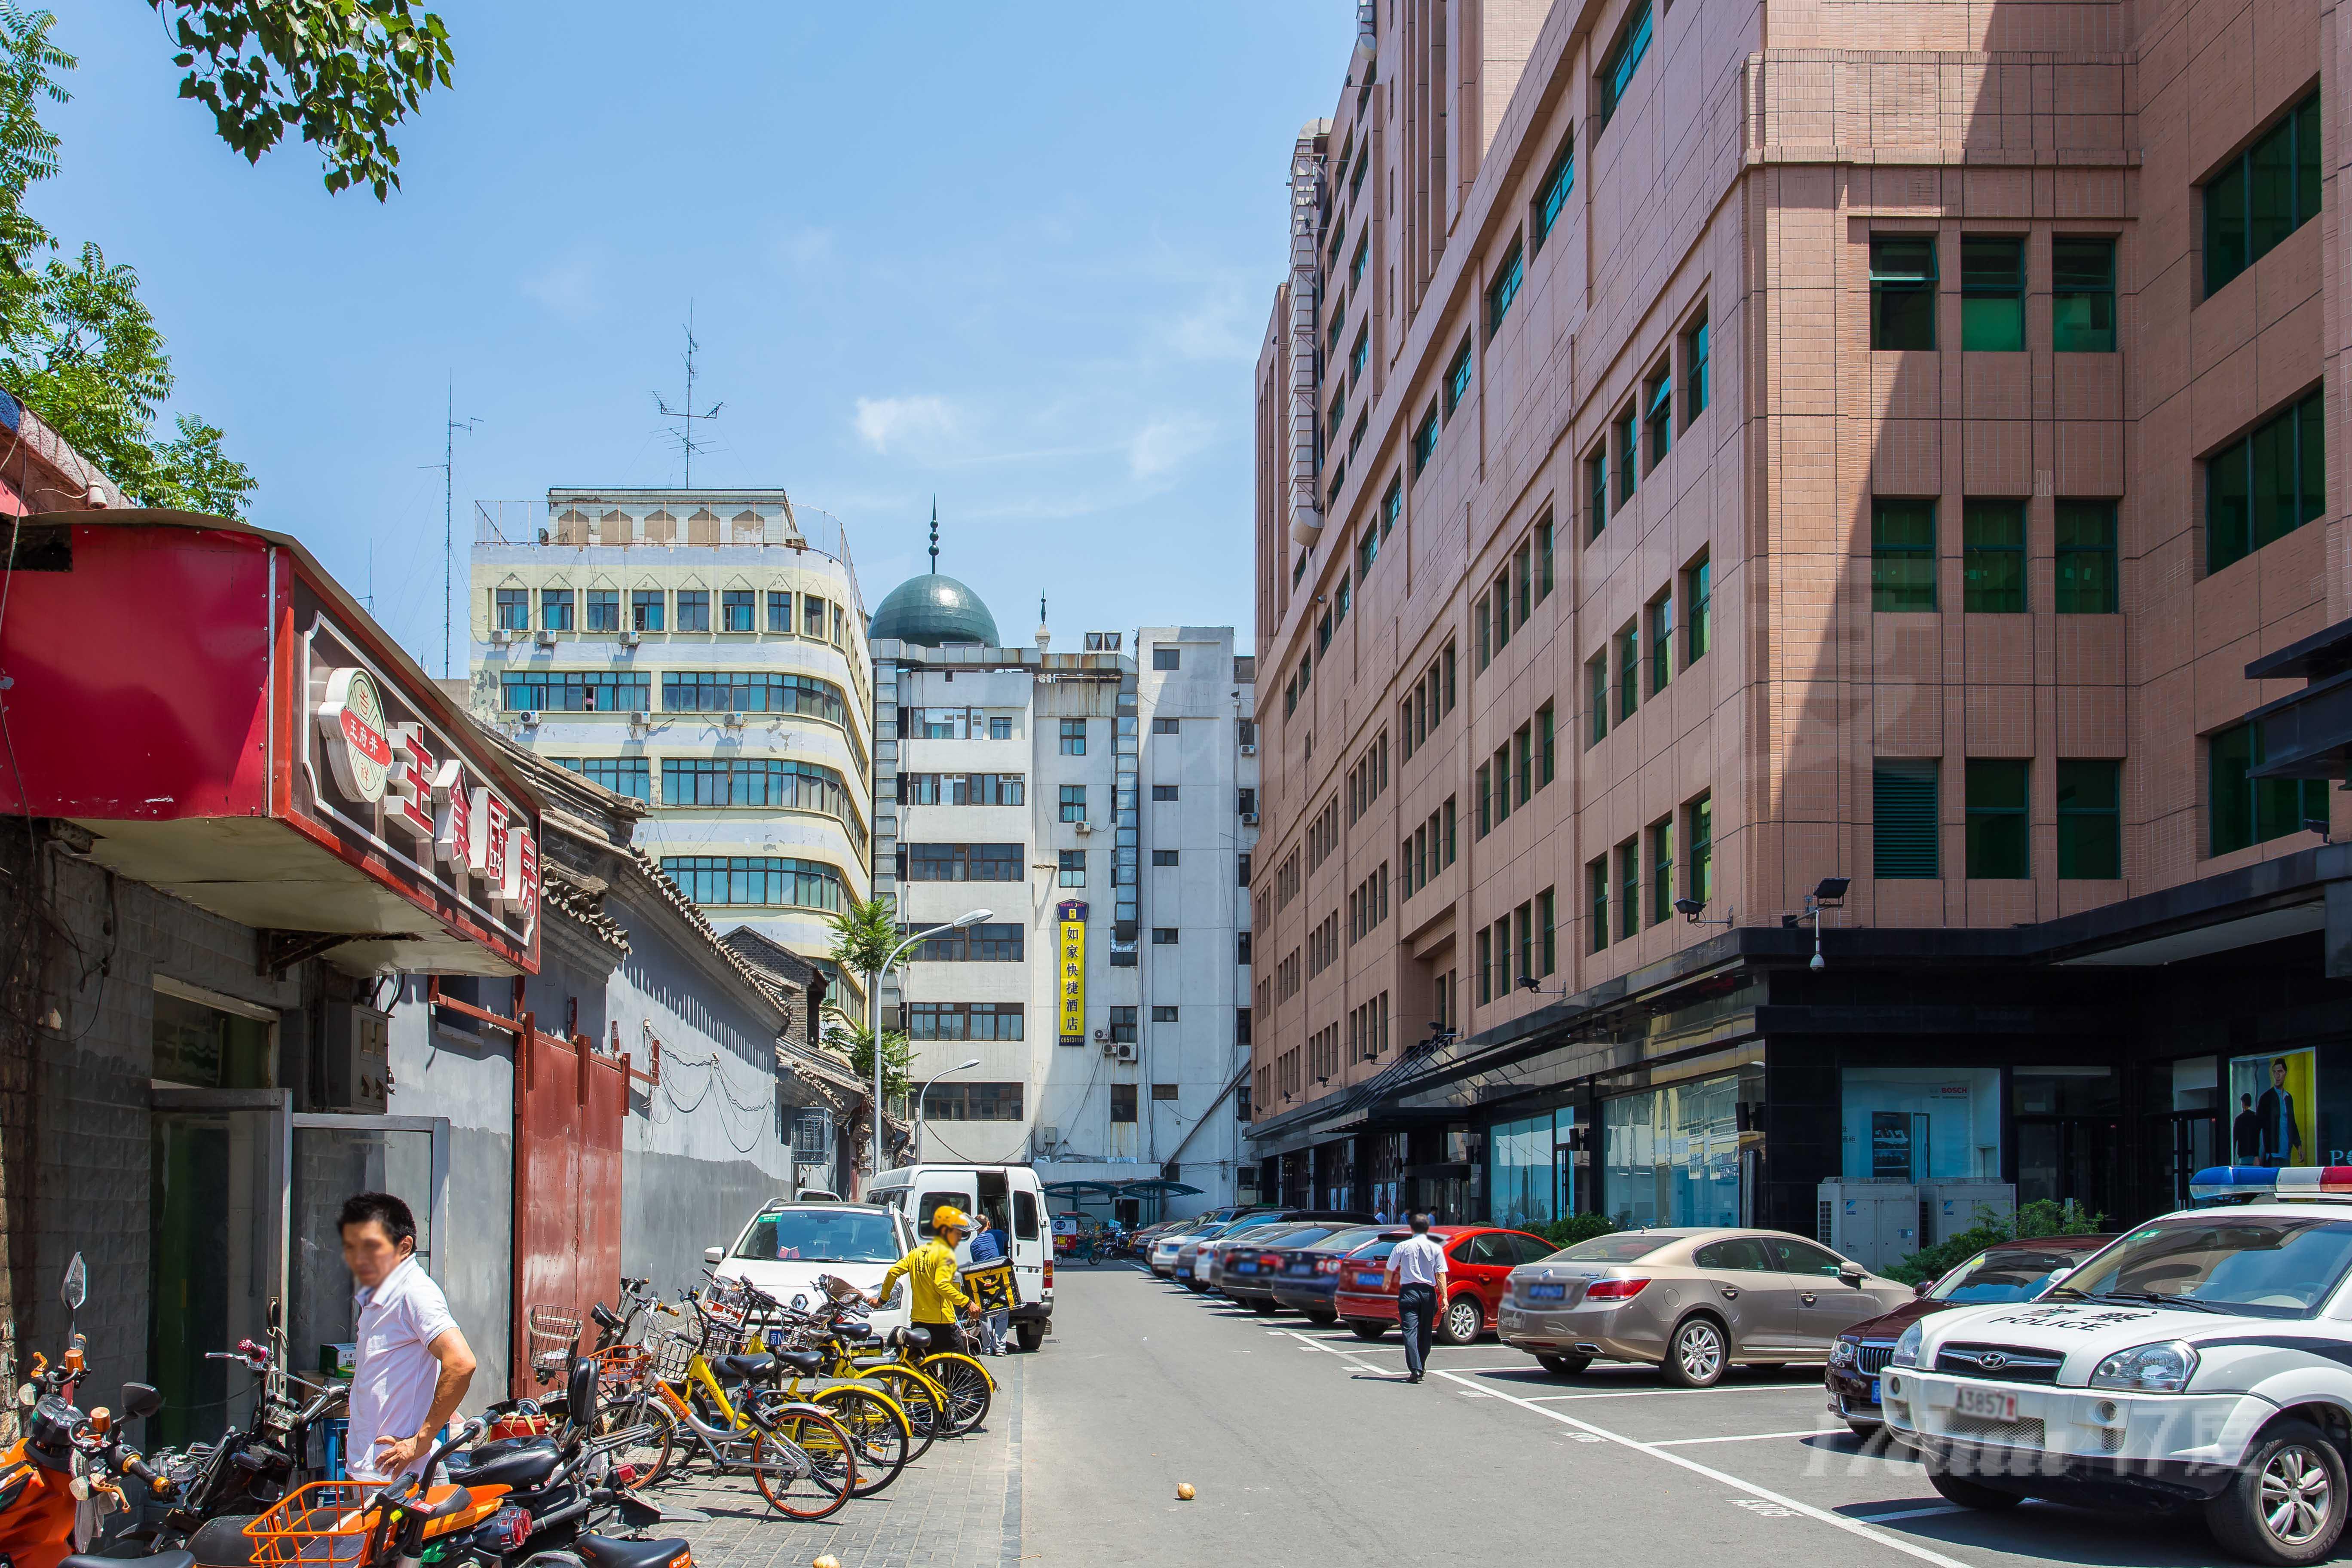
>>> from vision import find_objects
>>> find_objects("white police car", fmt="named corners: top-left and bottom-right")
top-left (1884, 1167), bottom-right (2352, 1564)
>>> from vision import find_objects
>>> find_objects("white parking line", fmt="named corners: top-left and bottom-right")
top-left (1652, 1427), bottom-right (1847, 1446)
top-left (1428, 1370), bottom-right (1977, 1568)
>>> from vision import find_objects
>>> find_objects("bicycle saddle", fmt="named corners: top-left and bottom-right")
top-left (574, 1534), bottom-right (687, 1568)
top-left (61, 1552), bottom-right (194, 1568)
top-left (894, 1326), bottom-right (932, 1352)
top-left (832, 1322), bottom-right (873, 1341)
top-left (774, 1349), bottom-right (824, 1376)
top-left (445, 1437), bottom-right (564, 1490)
top-left (708, 1352), bottom-right (774, 1383)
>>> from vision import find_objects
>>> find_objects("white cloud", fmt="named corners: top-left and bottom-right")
top-left (1127, 414), bottom-right (1215, 480)
top-left (1158, 282), bottom-right (1259, 363)
top-left (775, 227), bottom-right (836, 268)
top-left (852, 395), bottom-right (965, 459)
top-left (521, 254), bottom-right (597, 319)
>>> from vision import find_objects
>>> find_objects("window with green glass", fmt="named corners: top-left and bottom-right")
top-left (1648, 819), bottom-right (1675, 927)
top-left (1965, 759), bottom-right (2029, 879)
top-left (1960, 236), bottom-right (2025, 351)
top-left (1874, 758), bottom-right (1940, 878)
top-left (1535, 516), bottom-right (1555, 600)
top-left (1647, 591), bottom-right (1673, 693)
top-left (1587, 448), bottom-right (1608, 539)
top-left (1537, 702), bottom-right (1555, 786)
top-left (1963, 499), bottom-right (2026, 612)
top-left (1382, 476), bottom-right (1402, 536)
top-left (1349, 327), bottom-right (1368, 385)
top-left (1587, 654), bottom-right (1608, 746)
top-left (1596, 0), bottom-right (1652, 131)
top-left (1443, 337), bottom-right (1473, 420)
top-left (1476, 762), bottom-right (1494, 837)
top-left (1685, 793), bottom-right (1713, 906)
top-left (1614, 407), bottom-right (1637, 504)
top-left (1487, 240), bottom-right (1524, 339)
top-left (1871, 235), bottom-right (1937, 351)
top-left (1872, 499), bottom-right (1937, 611)
top-left (2209, 720), bottom-right (2329, 856)
top-left (1683, 312), bottom-right (1709, 423)
top-left (1350, 231), bottom-right (1368, 291)
top-left (1412, 403), bottom-right (1439, 476)
top-left (2052, 237), bottom-right (2116, 352)
top-left (2205, 93), bottom-right (2321, 296)
top-left (1588, 856), bottom-right (1610, 951)
top-left (2055, 500), bottom-right (2119, 612)
top-left (2207, 389), bottom-right (2324, 573)
top-left (2056, 760), bottom-right (2121, 879)
top-left (1685, 552), bottom-right (1712, 663)
top-left (1533, 132), bottom-right (1575, 251)
top-left (1644, 368), bottom-right (1673, 470)
top-left (1616, 839), bottom-right (1639, 940)
top-left (1615, 625), bottom-right (1639, 721)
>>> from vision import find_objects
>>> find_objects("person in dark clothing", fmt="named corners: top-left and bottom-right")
top-left (2234, 1093), bottom-right (2263, 1162)
top-left (2257, 1058), bottom-right (2303, 1167)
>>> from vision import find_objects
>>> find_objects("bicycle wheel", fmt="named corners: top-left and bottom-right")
top-left (918, 1352), bottom-right (994, 1436)
top-left (751, 1409), bottom-right (856, 1520)
top-left (592, 1392), bottom-right (676, 1489)
top-left (855, 1366), bottom-right (942, 1460)
top-left (811, 1387), bottom-right (909, 1498)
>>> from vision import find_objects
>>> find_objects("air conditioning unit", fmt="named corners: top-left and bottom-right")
top-left (1035, 1124), bottom-right (1060, 1150)
top-left (1240, 811), bottom-right (1259, 825)
top-left (1074, 821), bottom-right (1094, 834)
top-left (319, 1001), bottom-right (390, 1114)
top-left (518, 710), bottom-right (541, 728)
top-left (1239, 743), bottom-right (1257, 755)
top-left (535, 629), bottom-right (558, 648)
top-left (723, 711), bottom-right (747, 729)
top-left (628, 710), bottom-right (652, 735)
top-left (1816, 1180), bottom-right (1919, 1274)
top-left (620, 630), bottom-right (642, 648)
top-left (1114, 1042), bottom-right (1138, 1063)
top-left (490, 627), bottom-right (513, 644)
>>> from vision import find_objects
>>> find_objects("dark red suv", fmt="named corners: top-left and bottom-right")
top-left (1333, 1225), bottom-right (1555, 1346)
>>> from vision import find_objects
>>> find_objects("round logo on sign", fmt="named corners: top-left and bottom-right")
top-left (316, 666), bottom-right (392, 804)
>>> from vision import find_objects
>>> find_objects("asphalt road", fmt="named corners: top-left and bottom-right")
top-left (1025, 1262), bottom-right (2251, 1568)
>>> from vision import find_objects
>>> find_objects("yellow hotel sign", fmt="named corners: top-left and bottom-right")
top-left (1056, 899), bottom-right (1087, 1044)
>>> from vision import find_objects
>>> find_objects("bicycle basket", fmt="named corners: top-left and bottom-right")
top-left (648, 1332), bottom-right (698, 1385)
top-left (243, 1481), bottom-right (380, 1568)
top-left (525, 1306), bottom-right (584, 1383)
top-left (594, 1344), bottom-right (651, 1386)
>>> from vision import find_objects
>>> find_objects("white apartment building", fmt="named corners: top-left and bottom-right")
top-left (868, 573), bottom-right (1260, 1219)
top-left (468, 490), bottom-right (873, 974)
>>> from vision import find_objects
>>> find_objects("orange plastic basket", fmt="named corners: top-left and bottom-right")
top-left (594, 1345), bottom-right (651, 1385)
top-left (242, 1481), bottom-right (381, 1568)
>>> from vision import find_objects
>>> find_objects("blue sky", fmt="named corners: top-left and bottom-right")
top-left (42, 3), bottom-right (1350, 674)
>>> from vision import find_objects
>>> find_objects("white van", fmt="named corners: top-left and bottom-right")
top-left (864, 1164), bottom-right (1053, 1350)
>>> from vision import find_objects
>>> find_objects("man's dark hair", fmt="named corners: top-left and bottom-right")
top-left (340, 1191), bottom-right (418, 1253)
top-left (1409, 1212), bottom-right (1431, 1233)
top-left (2244, 1094), bottom-right (2255, 1108)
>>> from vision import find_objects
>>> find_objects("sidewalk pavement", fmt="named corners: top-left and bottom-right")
top-left (661, 1357), bottom-right (1023, 1568)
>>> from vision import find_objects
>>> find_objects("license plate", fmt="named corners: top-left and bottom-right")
top-left (1954, 1387), bottom-right (2017, 1421)
top-left (1234, 1262), bottom-right (1258, 1274)
top-left (1354, 1271), bottom-right (1383, 1288)
top-left (1527, 1283), bottom-right (1566, 1302)
top-left (1869, 1378), bottom-right (1881, 1406)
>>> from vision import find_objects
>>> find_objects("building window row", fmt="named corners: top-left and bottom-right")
top-left (663, 671), bottom-right (849, 722)
top-left (1871, 498), bottom-right (2125, 613)
top-left (1586, 554), bottom-right (1709, 747)
top-left (902, 842), bottom-right (1025, 883)
top-left (1346, 731), bottom-right (1389, 824)
top-left (904, 706), bottom-right (1015, 741)
top-left (2204, 92), bottom-right (2321, 297)
top-left (1275, 848), bottom-right (1301, 910)
top-left (1400, 640), bottom-right (1458, 762)
top-left (1476, 889), bottom-right (1556, 1004)
top-left (1348, 992), bottom-right (1390, 1063)
top-left (1058, 849), bottom-right (1086, 887)
top-left (1477, 704), bottom-right (1556, 837)
top-left (1871, 758), bottom-right (2125, 879)
top-left (662, 855), bottom-right (846, 912)
top-left (907, 1002), bottom-right (1026, 1041)
top-left (1308, 1023), bottom-right (1340, 1087)
top-left (1588, 792), bottom-right (1712, 952)
top-left (1357, 477), bottom-right (1402, 582)
top-left (1870, 232), bottom-right (2119, 353)
top-left (1305, 912), bottom-right (1339, 979)
top-left (1346, 863), bottom-right (1390, 943)
top-left (497, 585), bottom-right (848, 643)
top-left (662, 758), bottom-right (860, 826)
top-left (2207, 388), bottom-right (2324, 575)
top-left (896, 922), bottom-right (1025, 962)
top-left (902, 772), bottom-right (1024, 807)
top-left (1402, 797), bottom-right (1458, 900)
top-left (1475, 517), bottom-right (1556, 671)
top-left (1276, 947), bottom-right (1301, 1001)
top-left (919, 1081), bottom-right (1024, 1121)
top-left (1585, 307), bottom-right (1710, 542)
top-left (1306, 795), bottom-right (1341, 872)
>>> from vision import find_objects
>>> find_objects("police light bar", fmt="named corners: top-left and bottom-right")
top-left (2190, 1167), bottom-right (2352, 1201)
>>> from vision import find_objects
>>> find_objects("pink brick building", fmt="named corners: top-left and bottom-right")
top-left (1245, 0), bottom-right (2352, 1250)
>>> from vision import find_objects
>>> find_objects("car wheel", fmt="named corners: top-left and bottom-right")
top-left (1347, 1321), bottom-right (1387, 1341)
top-left (1250, 1298), bottom-right (1280, 1315)
top-left (1661, 1316), bottom-right (1728, 1388)
top-left (2207, 1419), bottom-right (2347, 1566)
top-left (1537, 1354), bottom-right (1592, 1378)
top-left (1305, 1310), bottom-right (1337, 1325)
top-left (1926, 1460), bottom-right (2025, 1512)
top-left (1439, 1294), bottom-right (1483, 1346)
top-left (1014, 1322), bottom-right (1045, 1353)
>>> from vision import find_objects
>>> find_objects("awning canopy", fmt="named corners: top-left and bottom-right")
top-left (1114, 1179), bottom-right (1202, 1197)
top-left (1041, 1180), bottom-right (1121, 1198)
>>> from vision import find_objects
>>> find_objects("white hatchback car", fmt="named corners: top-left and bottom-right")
top-left (707, 1200), bottom-right (918, 1338)
top-left (1885, 1167), bottom-right (2352, 1565)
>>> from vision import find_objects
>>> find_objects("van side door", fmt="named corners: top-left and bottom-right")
top-left (1011, 1182), bottom-right (1047, 1305)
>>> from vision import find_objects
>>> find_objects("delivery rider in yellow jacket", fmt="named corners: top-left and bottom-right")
top-left (870, 1205), bottom-right (980, 1354)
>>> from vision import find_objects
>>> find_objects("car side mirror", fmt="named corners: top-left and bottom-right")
top-left (1838, 1263), bottom-right (1865, 1286)
top-left (2039, 1266), bottom-right (2073, 1294)
top-left (1913, 1280), bottom-right (1933, 1298)
top-left (703, 1247), bottom-right (724, 1265)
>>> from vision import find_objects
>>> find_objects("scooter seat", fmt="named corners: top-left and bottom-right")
top-left (574, 1534), bottom-right (688, 1568)
top-left (444, 1436), bottom-right (563, 1490)
top-left (64, 1553), bottom-right (194, 1568)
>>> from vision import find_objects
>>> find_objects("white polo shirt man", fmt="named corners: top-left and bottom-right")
top-left (347, 1252), bottom-right (460, 1481)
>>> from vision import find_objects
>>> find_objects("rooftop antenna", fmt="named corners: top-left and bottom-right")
top-left (424, 376), bottom-right (482, 679)
top-left (655, 302), bottom-right (723, 487)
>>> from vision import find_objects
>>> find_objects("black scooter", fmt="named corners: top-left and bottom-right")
top-left (445, 1360), bottom-right (684, 1568)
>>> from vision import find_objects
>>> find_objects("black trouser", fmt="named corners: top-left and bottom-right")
top-left (1396, 1284), bottom-right (1437, 1376)
top-left (915, 1319), bottom-right (967, 1356)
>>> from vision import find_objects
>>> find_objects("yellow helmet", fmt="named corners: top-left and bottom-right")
top-left (932, 1205), bottom-right (974, 1235)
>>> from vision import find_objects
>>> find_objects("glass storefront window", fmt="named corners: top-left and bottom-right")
top-left (1840, 1066), bottom-right (2000, 1180)
top-left (1602, 1071), bottom-right (1751, 1230)
top-left (1488, 1114), bottom-right (1559, 1228)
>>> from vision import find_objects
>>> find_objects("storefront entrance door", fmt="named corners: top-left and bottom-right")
top-left (150, 1090), bottom-right (287, 1450)
top-left (2015, 1116), bottom-right (2122, 1221)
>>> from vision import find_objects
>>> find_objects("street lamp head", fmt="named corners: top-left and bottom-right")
top-left (957, 1057), bottom-right (981, 1072)
top-left (951, 909), bottom-right (994, 928)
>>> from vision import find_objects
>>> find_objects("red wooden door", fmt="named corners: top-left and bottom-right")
top-left (511, 1029), bottom-right (629, 1396)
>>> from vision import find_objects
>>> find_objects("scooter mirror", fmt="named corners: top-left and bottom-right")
top-left (792, 1294), bottom-right (808, 1311)
top-left (121, 1383), bottom-right (163, 1420)
top-left (60, 1253), bottom-right (86, 1313)
top-left (15, 1383), bottom-right (34, 1408)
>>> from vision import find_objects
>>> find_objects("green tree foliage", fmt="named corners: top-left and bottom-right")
top-left (1537, 1213), bottom-right (1618, 1251)
top-left (150, 0), bottom-right (454, 200)
top-left (823, 1012), bottom-right (913, 1104)
top-left (0, 6), bottom-right (253, 513)
top-left (826, 894), bottom-right (903, 983)
top-left (1883, 1198), bottom-right (2108, 1286)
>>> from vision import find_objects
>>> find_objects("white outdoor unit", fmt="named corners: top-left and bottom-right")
top-left (319, 1001), bottom-right (391, 1114)
top-left (1918, 1182), bottom-right (2016, 1246)
top-left (1816, 1180), bottom-right (1919, 1273)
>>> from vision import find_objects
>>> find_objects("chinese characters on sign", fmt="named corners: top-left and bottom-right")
top-left (1057, 899), bottom-right (1087, 1045)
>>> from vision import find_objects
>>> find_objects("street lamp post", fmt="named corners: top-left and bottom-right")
top-left (870, 908), bottom-right (993, 1183)
top-left (913, 1057), bottom-right (983, 1160)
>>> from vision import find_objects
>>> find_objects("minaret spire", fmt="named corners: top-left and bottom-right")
top-left (928, 498), bottom-right (940, 573)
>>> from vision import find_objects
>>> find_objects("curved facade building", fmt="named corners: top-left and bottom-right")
top-left (469, 489), bottom-right (872, 968)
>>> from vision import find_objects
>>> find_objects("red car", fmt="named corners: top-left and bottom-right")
top-left (1332, 1225), bottom-right (1555, 1347)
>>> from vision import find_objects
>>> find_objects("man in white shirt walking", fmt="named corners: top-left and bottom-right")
top-left (340, 1192), bottom-right (476, 1483)
top-left (1381, 1213), bottom-right (1449, 1384)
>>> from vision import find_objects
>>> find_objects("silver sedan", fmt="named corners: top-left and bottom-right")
top-left (1497, 1228), bottom-right (1912, 1387)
